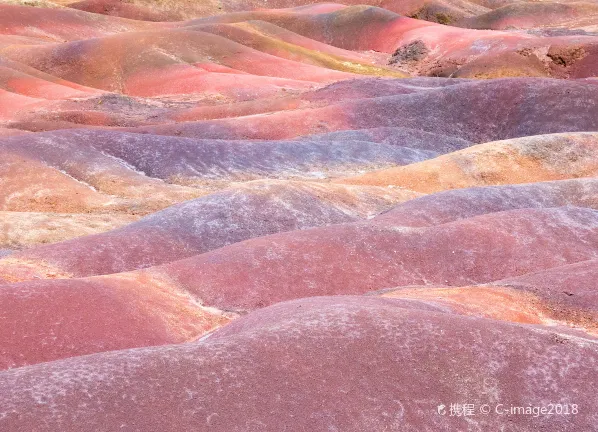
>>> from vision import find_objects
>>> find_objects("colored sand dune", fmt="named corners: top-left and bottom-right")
top-left (1, 1), bottom-right (598, 430)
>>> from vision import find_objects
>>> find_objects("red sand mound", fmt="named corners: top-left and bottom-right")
top-left (0, 180), bottom-right (416, 279)
top-left (138, 206), bottom-right (598, 312)
top-left (457, 2), bottom-right (598, 30)
top-left (1, 296), bottom-right (596, 431)
top-left (0, 4), bottom-right (155, 41)
top-left (0, 274), bottom-right (231, 370)
top-left (495, 259), bottom-right (598, 322)
top-left (131, 78), bottom-right (598, 142)
top-left (68, 0), bottom-right (176, 21)
top-left (0, 27), bottom-right (371, 96)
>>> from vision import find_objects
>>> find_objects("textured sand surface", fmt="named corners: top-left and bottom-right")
top-left (1, 1), bottom-right (598, 430)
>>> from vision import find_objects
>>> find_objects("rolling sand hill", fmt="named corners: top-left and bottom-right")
top-left (1, 1), bottom-right (598, 430)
